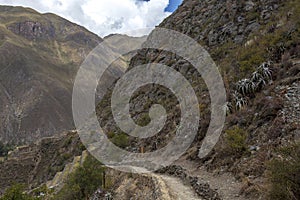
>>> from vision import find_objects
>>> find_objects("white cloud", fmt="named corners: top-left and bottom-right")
top-left (0, 0), bottom-right (171, 37)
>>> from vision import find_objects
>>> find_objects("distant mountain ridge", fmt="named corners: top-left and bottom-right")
top-left (0, 6), bottom-right (124, 144)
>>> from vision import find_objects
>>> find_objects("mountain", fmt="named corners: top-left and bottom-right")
top-left (0, 0), bottom-right (300, 199)
top-left (98, 0), bottom-right (300, 153)
top-left (97, 0), bottom-right (300, 199)
top-left (0, 6), bottom-right (127, 144)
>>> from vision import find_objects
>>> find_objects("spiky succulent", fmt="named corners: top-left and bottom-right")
top-left (225, 101), bottom-right (233, 114)
top-left (256, 76), bottom-right (267, 91)
top-left (229, 91), bottom-right (248, 111)
top-left (251, 71), bottom-right (262, 82)
top-left (235, 97), bottom-right (247, 110)
top-left (257, 62), bottom-right (272, 80)
top-left (236, 78), bottom-right (256, 96)
top-left (251, 71), bottom-right (266, 91)
top-left (229, 61), bottom-right (274, 113)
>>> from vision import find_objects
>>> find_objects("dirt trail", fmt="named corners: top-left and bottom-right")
top-left (158, 174), bottom-right (201, 200)
top-left (131, 166), bottom-right (201, 200)
top-left (176, 160), bottom-right (246, 200)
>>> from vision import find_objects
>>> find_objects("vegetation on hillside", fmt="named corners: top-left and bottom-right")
top-left (0, 142), bottom-right (13, 157)
top-left (1, 0), bottom-right (300, 199)
top-left (267, 142), bottom-right (300, 200)
top-left (0, 184), bottom-right (37, 200)
top-left (225, 126), bottom-right (248, 156)
top-left (212, 0), bottom-right (300, 81)
top-left (0, 154), bottom-right (108, 200)
top-left (53, 155), bottom-right (106, 200)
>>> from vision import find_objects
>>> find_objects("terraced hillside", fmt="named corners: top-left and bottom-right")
top-left (0, 131), bottom-right (82, 194)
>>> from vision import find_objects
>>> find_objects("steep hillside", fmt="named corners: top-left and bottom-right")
top-left (1, 0), bottom-right (300, 199)
top-left (96, 0), bottom-right (300, 199)
top-left (0, 6), bottom-right (126, 144)
top-left (98, 0), bottom-right (300, 153)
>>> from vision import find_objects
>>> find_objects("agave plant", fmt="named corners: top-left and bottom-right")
top-left (225, 101), bottom-right (233, 114)
top-left (255, 76), bottom-right (267, 91)
top-left (236, 78), bottom-right (256, 96)
top-left (235, 97), bottom-right (248, 110)
top-left (232, 90), bottom-right (241, 99)
top-left (236, 79), bottom-right (248, 96)
top-left (245, 79), bottom-right (256, 94)
top-left (251, 71), bottom-right (267, 91)
top-left (229, 91), bottom-right (247, 111)
top-left (251, 71), bottom-right (262, 82)
top-left (257, 62), bottom-right (272, 80)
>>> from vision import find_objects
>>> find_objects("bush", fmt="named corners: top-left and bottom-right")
top-left (225, 126), bottom-right (248, 155)
top-left (30, 184), bottom-right (50, 199)
top-left (54, 155), bottom-right (106, 200)
top-left (267, 143), bottom-right (300, 200)
top-left (111, 133), bottom-right (129, 148)
top-left (238, 46), bottom-right (265, 76)
top-left (0, 184), bottom-right (36, 200)
top-left (136, 113), bottom-right (151, 126)
top-left (105, 131), bottom-right (129, 149)
top-left (0, 142), bottom-right (12, 157)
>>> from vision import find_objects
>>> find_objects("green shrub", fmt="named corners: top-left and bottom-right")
top-left (0, 142), bottom-right (13, 157)
top-left (111, 133), bottom-right (129, 148)
top-left (0, 184), bottom-right (36, 200)
top-left (225, 126), bottom-right (248, 155)
top-left (136, 113), bottom-right (151, 126)
top-left (267, 143), bottom-right (300, 200)
top-left (106, 131), bottom-right (116, 139)
top-left (54, 155), bottom-right (106, 200)
top-left (30, 184), bottom-right (51, 199)
top-left (238, 45), bottom-right (265, 76)
top-left (106, 131), bottom-right (129, 149)
top-left (77, 143), bottom-right (86, 151)
top-left (62, 137), bottom-right (73, 148)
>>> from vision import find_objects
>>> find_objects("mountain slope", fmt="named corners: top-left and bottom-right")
top-left (0, 131), bottom-right (82, 194)
top-left (0, 6), bottom-right (126, 144)
top-left (96, 0), bottom-right (300, 199)
top-left (1, 1), bottom-right (300, 199)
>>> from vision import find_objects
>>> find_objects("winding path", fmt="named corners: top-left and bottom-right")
top-left (131, 166), bottom-right (201, 200)
top-left (158, 174), bottom-right (201, 200)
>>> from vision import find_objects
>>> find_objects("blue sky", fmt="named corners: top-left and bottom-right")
top-left (165, 0), bottom-right (183, 12)
top-left (0, 0), bottom-right (182, 36)
top-left (139, 0), bottom-right (182, 12)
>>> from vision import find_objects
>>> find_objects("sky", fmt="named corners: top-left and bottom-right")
top-left (165, 0), bottom-right (182, 12)
top-left (0, 0), bottom-right (183, 37)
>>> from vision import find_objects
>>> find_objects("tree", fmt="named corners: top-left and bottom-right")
top-left (0, 184), bottom-right (36, 200)
top-left (54, 155), bottom-right (105, 200)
